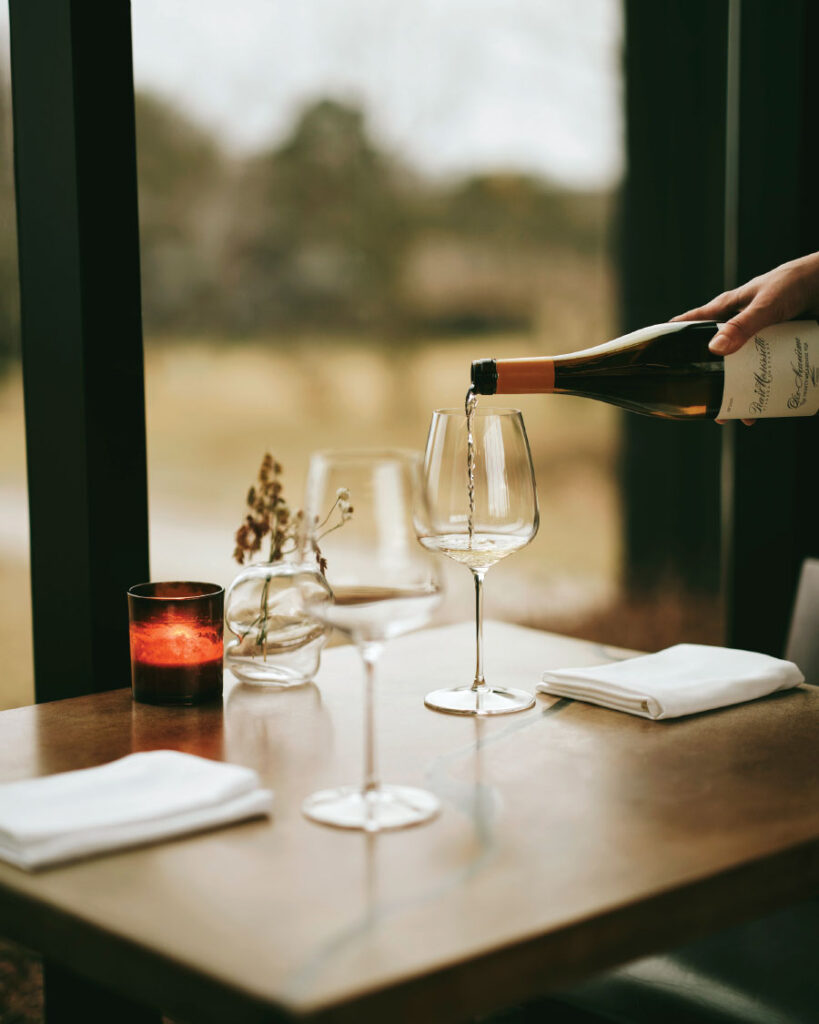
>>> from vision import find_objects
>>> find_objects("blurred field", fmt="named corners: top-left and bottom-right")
top-left (0, 329), bottom-right (621, 710)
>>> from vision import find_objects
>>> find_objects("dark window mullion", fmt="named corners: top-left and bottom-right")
top-left (9, 0), bottom-right (149, 701)
top-left (620, 0), bottom-right (727, 603)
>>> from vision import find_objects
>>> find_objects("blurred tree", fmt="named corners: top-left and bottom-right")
top-left (400, 172), bottom-right (612, 334)
top-left (439, 172), bottom-right (609, 254)
top-left (223, 98), bottom-right (416, 335)
top-left (69, 89), bottom-right (612, 343)
top-left (134, 91), bottom-right (226, 332)
top-left (0, 63), bottom-right (20, 369)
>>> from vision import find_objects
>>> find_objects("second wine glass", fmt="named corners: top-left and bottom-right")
top-left (420, 406), bottom-right (539, 715)
top-left (298, 449), bottom-right (443, 831)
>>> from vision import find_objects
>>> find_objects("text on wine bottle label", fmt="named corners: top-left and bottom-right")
top-left (718, 321), bottom-right (819, 419)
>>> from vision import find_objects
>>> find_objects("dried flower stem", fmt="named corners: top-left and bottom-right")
top-left (232, 455), bottom-right (352, 656)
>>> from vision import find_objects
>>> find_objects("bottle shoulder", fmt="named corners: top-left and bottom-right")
top-left (555, 320), bottom-right (718, 362)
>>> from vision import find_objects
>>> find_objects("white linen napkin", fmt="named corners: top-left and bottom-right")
top-left (537, 643), bottom-right (804, 720)
top-left (0, 750), bottom-right (273, 870)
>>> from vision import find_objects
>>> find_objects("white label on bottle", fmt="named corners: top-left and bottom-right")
top-left (718, 321), bottom-right (819, 418)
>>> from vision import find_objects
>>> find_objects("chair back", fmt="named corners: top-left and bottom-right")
top-left (784, 558), bottom-right (819, 684)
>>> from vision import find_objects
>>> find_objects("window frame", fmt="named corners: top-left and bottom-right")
top-left (9, 0), bottom-right (149, 702)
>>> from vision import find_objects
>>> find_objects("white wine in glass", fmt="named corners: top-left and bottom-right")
top-left (298, 449), bottom-right (443, 831)
top-left (420, 405), bottom-right (539, 715)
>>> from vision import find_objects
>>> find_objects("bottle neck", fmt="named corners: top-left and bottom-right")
top-left (472, 322), bottom-right (724, 396)
top-left (495, 357), bottom-right (556, 394)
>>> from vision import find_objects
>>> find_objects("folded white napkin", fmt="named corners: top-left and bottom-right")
top-left (537, 643), bottom-right (804, 720)
top-left (0, 750), bottom-right (273, 870)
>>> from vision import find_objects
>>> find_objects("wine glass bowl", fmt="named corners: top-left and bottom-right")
top-left (420, 407), bottom-right (539, 715)
top-left (298, 449), bottom-right (443, 831)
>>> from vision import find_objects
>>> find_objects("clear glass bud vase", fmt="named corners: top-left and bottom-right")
top-left (225, 560), bottom-right (331, 686)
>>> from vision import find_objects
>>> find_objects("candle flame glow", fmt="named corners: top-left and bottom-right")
top-left (130, 620), bottom-right (223, 667)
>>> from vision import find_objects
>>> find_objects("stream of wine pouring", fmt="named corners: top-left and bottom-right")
top-left (465, 387), bottom-right (478, 545)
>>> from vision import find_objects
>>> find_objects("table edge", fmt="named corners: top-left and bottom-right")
top-left (1, 834), bottom-right (817, 1023)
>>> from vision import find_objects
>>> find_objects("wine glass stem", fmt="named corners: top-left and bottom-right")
top-left (360, 643), bottom-right (383, 795)
top-left (471, 569), bottom-right (488, 692)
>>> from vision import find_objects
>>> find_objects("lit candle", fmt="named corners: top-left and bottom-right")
top-left (128, 583), bottom-right (224, 706)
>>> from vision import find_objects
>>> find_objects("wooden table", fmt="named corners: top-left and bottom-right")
top-left (1, 622), bottom-right (817, 1023)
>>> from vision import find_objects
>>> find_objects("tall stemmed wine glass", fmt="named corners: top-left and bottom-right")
top-left (299, 450), bottom-right (443, 831)
top-left (420, 407), bottom-right (539, 715)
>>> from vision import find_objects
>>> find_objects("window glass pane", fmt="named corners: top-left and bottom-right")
top-left (131, 1), bottom-right (626, 644)
top-left (0, 11), bottom-right (33, 709)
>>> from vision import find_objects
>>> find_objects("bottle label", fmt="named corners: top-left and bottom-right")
top-left (718, 321), bottom-right (819, 418)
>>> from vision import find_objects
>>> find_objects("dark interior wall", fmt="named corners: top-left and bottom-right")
top-left (621, 0), bottom-right (818, 655)
top-left (723, 0), bottom-right (819, 655)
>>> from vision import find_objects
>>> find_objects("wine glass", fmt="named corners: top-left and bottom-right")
top-left (298, 449), bottom-right (443, 831)
top-left (419, 407), bottom-right (539, 715)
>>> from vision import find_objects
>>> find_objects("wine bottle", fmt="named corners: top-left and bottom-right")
top-left (470, 320), bottom-right (819, 420)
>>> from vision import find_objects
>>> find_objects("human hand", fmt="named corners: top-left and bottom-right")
top-left (671, 251), bottom-right (819, 424)
top-left (671, 250), bottom-right (819, 354)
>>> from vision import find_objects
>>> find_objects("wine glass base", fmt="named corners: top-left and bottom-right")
top-left (424, 685), bottom-right (536, 716)
top-left (302, 784), bottom-right (440, 832)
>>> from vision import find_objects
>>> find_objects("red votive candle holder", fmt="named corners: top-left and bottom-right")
top-left (127, 582), bottom-right (224, 706)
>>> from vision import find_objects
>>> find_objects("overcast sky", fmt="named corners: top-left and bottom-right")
top-left (2, 0), bottom-right (623, 188)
